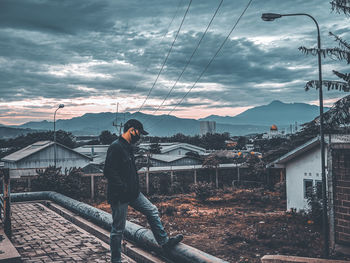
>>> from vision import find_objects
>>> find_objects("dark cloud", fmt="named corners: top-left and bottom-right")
top-left (0, 0), bottom-right (348, 124)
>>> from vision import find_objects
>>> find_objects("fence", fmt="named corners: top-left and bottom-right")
top-left (0, 168), bottom-right (11, 238)
top-left (7, 164), bottom-right (268, 201)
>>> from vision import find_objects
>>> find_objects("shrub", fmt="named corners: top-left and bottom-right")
top-left (32, 166), bottom-right (88, 200)
top-left (190, 182), bottom-right (215, 202)
top-left (169, 182), bottom-right (184, 194)
top-left (32, 166), bottom-right (62, 192)
top-left (306, 187), bottom-right (323, 226)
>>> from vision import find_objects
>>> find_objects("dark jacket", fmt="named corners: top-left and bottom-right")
top-left (103, 137), bottom-right (140, 204)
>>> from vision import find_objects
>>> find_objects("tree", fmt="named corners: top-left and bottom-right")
top-left (149, 143), bottom-right (161, 154)
top-left (299, 1), bottom-right (350, 92)
top-left (99, 130), bottom-right (117, 145)
top-left (302, 94), bottom-right (350, 132)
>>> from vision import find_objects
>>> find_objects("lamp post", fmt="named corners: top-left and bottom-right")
top-left (54, 104), bottom-right (64, 167)
top-left (262, 13), bottom-right (329, 258)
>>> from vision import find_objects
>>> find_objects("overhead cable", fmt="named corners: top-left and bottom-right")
top-left (121, 0), bottom-right (183, 103)
top-left (147, 0), bottom-right (254, 130)
top-left (150, 0), bottom-right (224, 117)
top-left (137, 0), bottom-right (193, 112)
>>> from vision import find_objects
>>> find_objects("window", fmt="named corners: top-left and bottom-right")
top-left (309, 173), bottom-right (312, 177)
top-left (304, 172), bottom-right (307, 177)
top-left (304, 179), bottom-right (313, 199)
top-left (316, 180), bottom-right (323, 200)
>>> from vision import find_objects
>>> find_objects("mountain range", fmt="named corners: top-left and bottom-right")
top-left (2, 100), bottom-right (330, 137)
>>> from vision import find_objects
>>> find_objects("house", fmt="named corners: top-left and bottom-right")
top-left (148, 154), bottom-right (202, 167)
top-left (74, 144), bottom-right (109, 165)
top-left (139, 142), bottom-right (207, 156)
top-left (267, 134), bottom-right (350, 254)
top-left (1, 141), bottom-right (92, 178)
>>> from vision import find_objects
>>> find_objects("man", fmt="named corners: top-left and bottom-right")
top-left (103, 119), bottom-right (183, 263)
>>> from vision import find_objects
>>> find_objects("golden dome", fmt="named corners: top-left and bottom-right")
top-left (270, 124), bottom-right (278, 131)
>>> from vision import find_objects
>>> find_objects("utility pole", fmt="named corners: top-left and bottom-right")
top-left (113, 103), bottom-right (124, 136)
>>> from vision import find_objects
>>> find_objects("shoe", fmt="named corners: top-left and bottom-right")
top-left (162, 234), bottom-right (183, 250)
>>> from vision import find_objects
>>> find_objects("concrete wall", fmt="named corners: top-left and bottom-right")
top-left (285, 146), bottom-right (327, 211)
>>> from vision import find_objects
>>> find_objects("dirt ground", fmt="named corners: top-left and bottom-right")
top-left (94, 188), bottom-right (350, 263)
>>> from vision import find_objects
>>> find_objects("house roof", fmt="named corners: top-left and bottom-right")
top-left (267, 134), bottom-right (350, 168)
top-left (150, 154), bottom-right (195, 163)
top-left (74, 145), bottom-right (109, 154)
top-left (2, 140), bottom-right (92, 163)
top-left (161, 143), bottom-right (206, 154)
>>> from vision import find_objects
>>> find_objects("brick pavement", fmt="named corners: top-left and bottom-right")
top-left (11, 202), bottom-right (131, 263)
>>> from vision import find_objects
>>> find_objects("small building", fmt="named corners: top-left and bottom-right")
top-left (267, 134), bottom-right (350, 254)
top-left (200, 121), bottom-right (216, 136)
top-left (74, 144), bottom-right (109, 165)
top-left (262, 124), bottom-right (286, 139)
top-left (1, 141), bottom-right (92, 178)
top-left (225, 140), bottom-right (237, 148)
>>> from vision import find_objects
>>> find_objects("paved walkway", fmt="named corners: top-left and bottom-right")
top-left (10, 202), bottom-right (130, 263)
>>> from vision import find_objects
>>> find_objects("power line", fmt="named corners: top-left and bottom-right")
top-left (137, 0), bottom-right (192, 113)
top-left (117, 0), bottom-right (183, 109)
top-left (146, 0), bottom-right (254, 130)
top-left (149, 0), bottom-right (224, 117)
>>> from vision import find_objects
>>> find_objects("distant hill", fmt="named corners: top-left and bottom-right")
top-left (7, 100), bottom-right (328, 137)
top-left (0, 127), bottom-right (39, 139)
top-left (200, 100), bottom-right (329, 126)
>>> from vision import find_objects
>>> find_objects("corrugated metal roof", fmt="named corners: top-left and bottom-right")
top-left (161, 143), bottom-right (206, 154)
top-left (2, 141), bottom-right (53, 162)
top-left (267, 134), bottom-right (350, 168)
top-left (150, 154), bottom-right (188, 163)
top-left (2, 140), bottom-right (92, 163)
top-left (74, 145), bottom-right (109, 154)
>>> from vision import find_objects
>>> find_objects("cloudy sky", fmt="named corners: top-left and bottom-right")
top-left (0, 0), bottom-right (349, 125)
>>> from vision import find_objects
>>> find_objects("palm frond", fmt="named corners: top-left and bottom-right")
top-left (303, 94), bottom-right (350, 129)
top-left (304, 80), bottom-right (350, 92)
top-left (298, 47), bottom-right (327, 57)
top-left (333, 70), bottom-right (350, 82)
top-left (299, 46), bottom-right (350, 63)
top-left (326, 47), bottom-right (350, 63)
top-left (323, 94), bottom-right (350, 126)
top-left (329, 32), bottom-right (350, 50)
top-left (330, 0), bottom-right (350, 16)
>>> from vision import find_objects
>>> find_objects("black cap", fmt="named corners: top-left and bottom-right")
top-left (123, 119), bottom-right (149, 135)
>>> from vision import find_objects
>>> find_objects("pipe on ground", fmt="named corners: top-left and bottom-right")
top-left (11, 191), bottom-right (228, 263)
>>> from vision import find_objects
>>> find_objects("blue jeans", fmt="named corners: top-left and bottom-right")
top-left (110, 193), bottom-right (169, 263)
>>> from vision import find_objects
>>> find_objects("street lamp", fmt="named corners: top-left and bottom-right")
top-left (262, 13), bottom-right (329, 257)
top-left (54, 104), bottom-right (64, 167)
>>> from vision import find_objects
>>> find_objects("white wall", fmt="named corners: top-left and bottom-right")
top-left (285, 145), bottom-right (327, 211)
